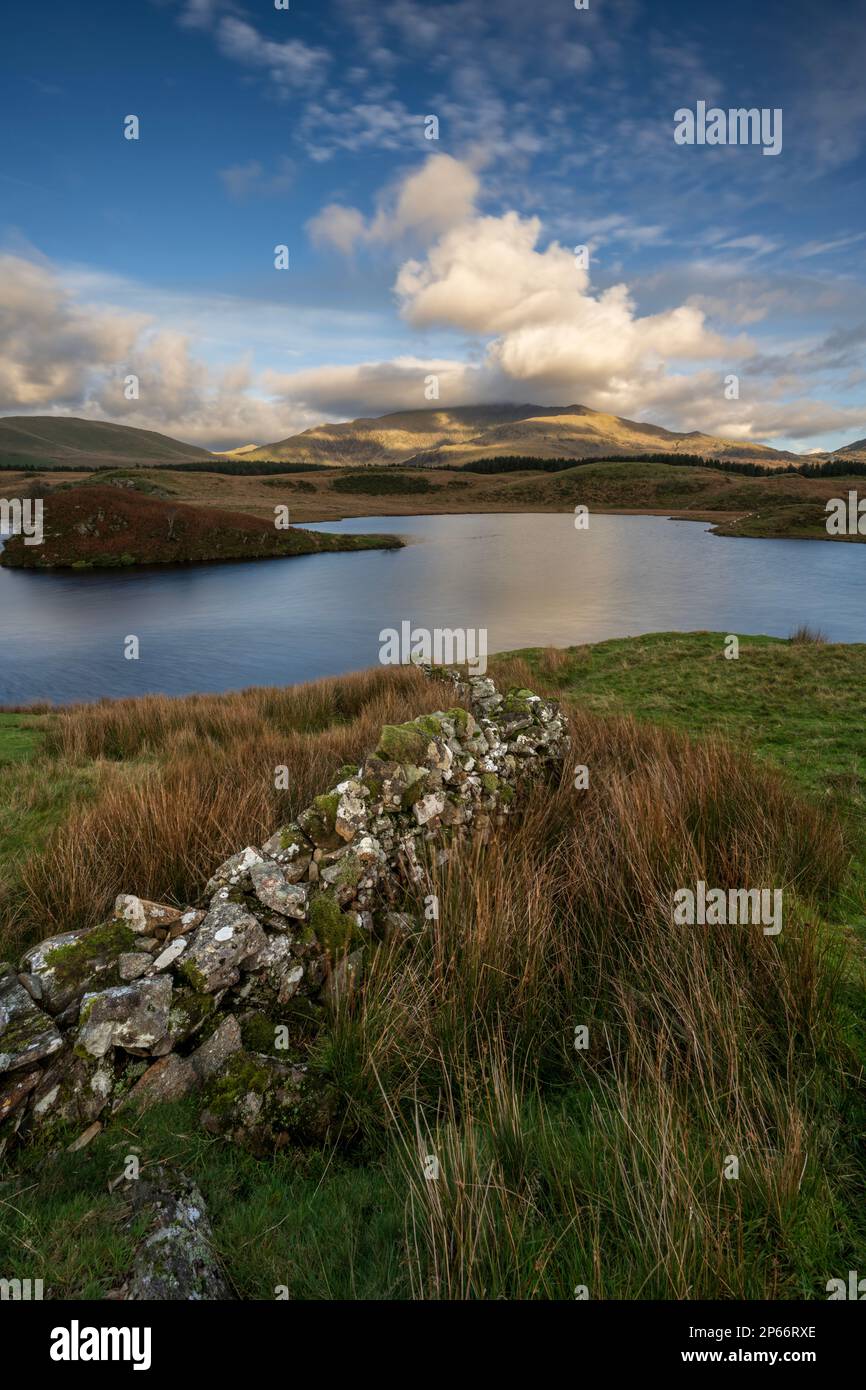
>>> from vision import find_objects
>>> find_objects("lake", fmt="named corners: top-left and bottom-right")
top-left (1, 512), bottom-right (865, 705)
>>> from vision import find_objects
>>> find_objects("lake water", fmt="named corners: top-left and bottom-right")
top-left (1, 512), bottom-right (865, 705)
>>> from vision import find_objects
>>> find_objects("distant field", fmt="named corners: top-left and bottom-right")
top-left (3, 458), bottom-right (863, 541)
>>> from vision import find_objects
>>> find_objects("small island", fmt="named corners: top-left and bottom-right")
top-left (0, 484), bottom-right (402, 570)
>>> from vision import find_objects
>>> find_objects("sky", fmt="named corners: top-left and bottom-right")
top-left (2, 0), bottom-right (865, 452)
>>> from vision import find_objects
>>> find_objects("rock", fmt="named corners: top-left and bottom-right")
top-left (17, 971), bottom-right (43, 1003)
top-left (190, 1015), bottom-right (242, 1083)
top-left (0, 1068), bottom-right (41, 1124)
top-left (259, 824), bottom-right (313, 881)
top-left (0, 976), bottom-right (64, 1072)
top-left (177, 909), bottom-right (205, 935)
top-left (178, 902), bottom-right (267, 993)
top-left (413, 791), bottom-right (446, 826)
top-left (335, 784), bottom-right (368, 841)
top-left (123, 1054), bottom-right (196, 1112)
top-left (114, 894), bottom-right (149, 933)
top-left (150, 937), bottom-right (188, 973)
top-left (20, 919), bottom-right (140, 1015)
top-left (126, 1168), bottom-right (231, 1300)
top-left (248, 861), bottom-right (308, 920)
top-left (26, 1052), bottom-right (118, 1135)
top-left (118, 953), bottom-right (152, 982)
top-left (77, 976), bottom-right (173, 1058)
top-left (203, 846), bottom-right (264, 898)
top-left (244, 935), bottom-right (305, 1006)
top-left (199, 1050), bottom-right (334, 1155)
top-left (297, 794), bottom-right (344, 850)
top-left (163, 986), bottom-right (221, 1050)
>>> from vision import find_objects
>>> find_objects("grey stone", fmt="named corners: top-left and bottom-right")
top-left (78, 976), bottom-right (173, 1058)
top-left (179, 901), bottom-right (267, 992)
top-left (249, 861), bottom-right (308, 920)
top-left (0, 976), bottom-right (64, 1073)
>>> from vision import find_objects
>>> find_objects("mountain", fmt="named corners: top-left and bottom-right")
top-left (831, 437), bottom-right (866, 461)
top-left (0, 416), bottom-right (212, 467)
top-left (250, 404), bottom-right (804, 469)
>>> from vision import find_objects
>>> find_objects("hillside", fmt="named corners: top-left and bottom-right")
top-left (251, 403), bottom-right (805, 470)
top-left (0, 485), bottom-right (401, 569)
top-left (0, 416), bottom-right (212, 468)
top-left (832, 436), bottom-right (866, 461)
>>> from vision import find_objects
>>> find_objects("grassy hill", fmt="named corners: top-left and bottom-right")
top-left (0, 416), bottom-right (212, 468)
top-left (251, 403), bottom-right (803, 470)
top-left (0, 635), bottom-right (863, 1299)
top-left (0, 485), bottom-right (401, 569)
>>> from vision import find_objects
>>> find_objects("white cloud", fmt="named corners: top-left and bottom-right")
top-left (307, 154), bottom-right (480, 254)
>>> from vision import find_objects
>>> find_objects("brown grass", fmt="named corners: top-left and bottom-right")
top-left (2, 665), bottom-right (448, 950)
top-left (317, 705), bottom-right (853, 1297)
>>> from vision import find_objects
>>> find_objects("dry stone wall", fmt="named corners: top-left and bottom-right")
top-left (0, 668), bottom-right (568, 1156)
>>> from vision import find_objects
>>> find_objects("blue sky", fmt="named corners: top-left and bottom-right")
top-left (2, 0), bottom-right (865, 450)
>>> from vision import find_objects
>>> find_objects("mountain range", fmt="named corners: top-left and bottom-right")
top-left (2, 406), bottom-right (865, 470)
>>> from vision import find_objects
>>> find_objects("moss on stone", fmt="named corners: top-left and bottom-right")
top-left (240, 1012), bottom-right (284, 1056)
top-left (480, 772), bottom-right (500, 793)
top-left (278, 824), bottom-right (310, 853)
top-left (375, 723), bottom-right (431, 764)
top-left (298, 793), bottom-right (342, 847)
top-left (201, 1050), bottom-right (272, 1122)
top-left (168, 988), bottom-right (216, 1041)
top-left (177, 958), bottom-right (209, 993)
top-left (413, 714), bottom-right (444, 737)
top-left (309, 892), bottom-right (357, 956)
top-left (447, 706), bottom-right (472, 735)
top-left (44, 920), bottom-right (137, 991)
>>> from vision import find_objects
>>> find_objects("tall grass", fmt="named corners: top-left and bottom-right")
top-left (1, 666), bottom-right (447, 951)
top-left (313, 707), bottom-right (857, 1298)
top-left (1, 662), bottom-right (860, 1298)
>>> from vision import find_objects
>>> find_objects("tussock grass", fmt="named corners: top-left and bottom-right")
top-left (0, 665), bottom-right (446, 951)
top-left (312, 707), bottom-right (858, 1298)
top-left (1, 646), bottom-right (863, 1299)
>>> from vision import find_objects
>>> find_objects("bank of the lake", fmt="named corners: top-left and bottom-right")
top-left (3, 510), bottom-right (866, 706)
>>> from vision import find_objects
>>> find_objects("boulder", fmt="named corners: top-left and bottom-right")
top-left (0, 976), bottom-right (64, 1072)
top-left (248, 861), bottom-right (308, 920)
top-left (126, 1168), bottom-right (231, 1301)
top-left (77, 976), bottom-right (173, 1058)
top-left (20, 919), bottom-right (140, 1015)
top-left (178, 901), bottom-right (267, 993)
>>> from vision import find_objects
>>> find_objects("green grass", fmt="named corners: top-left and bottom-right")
top-left (498, 632), bottom-right (866, 805)
top-left (0, 1098), bottom-right (411, 1300)
top-left (0, 713), bottom-right (45, 766)
top-left (3, 635), bottom-right (865, 1299)
top-left (493, 630), bottom-right (866, 934)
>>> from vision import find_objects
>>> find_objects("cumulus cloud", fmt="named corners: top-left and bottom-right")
top-left (0, 253), bottom-right (315, 449)
top-left (3, 152), bottom-right (864, 452)
top-left (390, 193), bottom-right (736, 404)
top-left (307, 154), bottom-right (480, 254)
